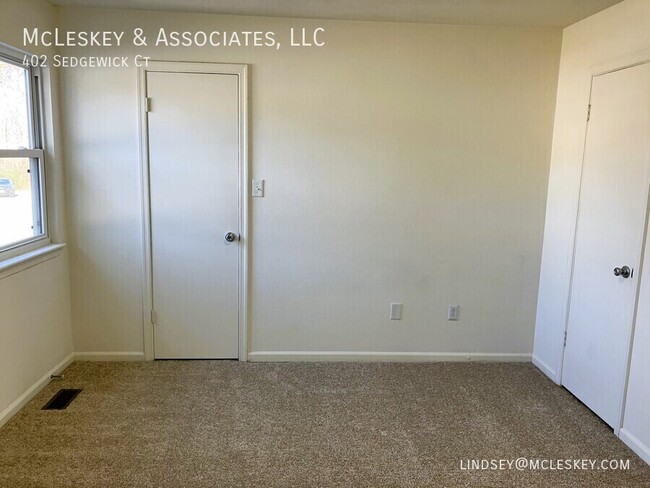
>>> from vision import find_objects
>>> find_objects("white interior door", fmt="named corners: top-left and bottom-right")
top-left (562, 62), bottom-right (650, 428)
top-left (147, 70), bottom-right (240, 359)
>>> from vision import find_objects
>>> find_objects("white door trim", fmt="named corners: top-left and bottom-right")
top-left (560, 58), bottom-right (650, 433)
top-left (137, 61), bottom-right (249, 361)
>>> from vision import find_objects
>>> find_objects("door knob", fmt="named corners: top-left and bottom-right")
top-left (224, 232), bottom-right (238, 243)
top-left (613, 266), bottom-right (632, 278)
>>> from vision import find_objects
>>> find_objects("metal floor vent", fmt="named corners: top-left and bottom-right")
top-left (42, 389), bottom-right (82, 410)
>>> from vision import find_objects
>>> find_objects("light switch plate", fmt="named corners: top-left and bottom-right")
top-left (390, 303), bottom-right (403, 320)
top-left (252, 179), bottom-right (264, 197)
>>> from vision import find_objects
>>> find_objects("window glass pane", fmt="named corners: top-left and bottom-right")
top-left (0, 60), bottom-right (31, 149)
top-left (0, 158), bottom-right (40, 248)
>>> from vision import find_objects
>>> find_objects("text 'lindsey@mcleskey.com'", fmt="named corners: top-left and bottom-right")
top-left (459, 458), bottom-right (631, 471)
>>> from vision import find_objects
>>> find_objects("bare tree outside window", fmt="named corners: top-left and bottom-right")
top-left (0, 49), bottom-right (46, 252)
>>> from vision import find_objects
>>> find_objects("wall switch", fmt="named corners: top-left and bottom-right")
top-left (390, 303), bottom-right (403, 320)
top-left (447, 304), bottom-right (459, 321)
top-left (252, 179), bottom-right (264, 197)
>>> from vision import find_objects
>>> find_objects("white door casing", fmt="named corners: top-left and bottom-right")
top-left (138, 62), bottom-right (248, 360)
top-left (562, 62), bottom-right (650, 429)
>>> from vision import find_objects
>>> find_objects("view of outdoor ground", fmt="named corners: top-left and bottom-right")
top-left (0, 159), bottom-right (34, 248)
top-left (0, 59), bottom-right (37, 248)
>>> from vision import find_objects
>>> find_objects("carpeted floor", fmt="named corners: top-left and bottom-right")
top-left (0, 361), bottom-right (648, 487)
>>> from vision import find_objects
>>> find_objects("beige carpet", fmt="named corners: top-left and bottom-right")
top-left (0, 361), bottom-right (648, 487)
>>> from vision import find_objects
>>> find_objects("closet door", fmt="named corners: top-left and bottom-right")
top-left (147, 71), bottom-right (240, 359)
top-left (562, 62), bottom-right (650, 428)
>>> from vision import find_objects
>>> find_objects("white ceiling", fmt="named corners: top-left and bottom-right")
top-left (49, 0), bottom-right (623, 28)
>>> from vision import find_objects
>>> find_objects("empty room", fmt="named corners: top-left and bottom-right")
top-left (0, 0), bottom-right (649, 486)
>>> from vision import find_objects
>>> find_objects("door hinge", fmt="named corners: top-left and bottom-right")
top-left (587, 104), bottom-right (591, 121)
top-left (145, 97), bottom-right (151, 113)
top-left (151, 309), bottom-right (157, 325)
top-left (563, 330), bottom-right (568, 347)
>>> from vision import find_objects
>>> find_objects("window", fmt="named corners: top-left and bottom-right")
top-left (0, 44), bottom-right (46, 253)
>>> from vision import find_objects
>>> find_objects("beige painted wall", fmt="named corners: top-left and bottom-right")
top-left (58, 7), bottom-right (561, 358)
top-left (532, 0), bottom-right (650, 463)
top-left (0, 0), bottom-right (73, 421)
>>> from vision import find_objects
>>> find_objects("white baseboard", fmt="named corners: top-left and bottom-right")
top-left (619, 428), bottom-right (650, 466)
top-left (248, 351), bottom-right (531, 362)
top-left (532, 354), bottom-right (560, 384)
top-left (74, 351), bottom-right (145, 361)
top-left (0, 352), bottom-right (74, 429)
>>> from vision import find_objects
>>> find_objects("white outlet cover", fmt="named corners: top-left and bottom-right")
top-left (447, 304), bottom-right (459, 321)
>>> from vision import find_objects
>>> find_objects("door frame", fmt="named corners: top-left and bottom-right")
top-left (560, 56), bottom-right (650, 433)
top-left (137, 61), bottom-right (249, 361)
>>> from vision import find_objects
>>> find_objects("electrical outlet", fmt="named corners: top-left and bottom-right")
top-left (447, 304), bottom-right (459, 321)
top-left (390, 303), bottom-right (403, 320)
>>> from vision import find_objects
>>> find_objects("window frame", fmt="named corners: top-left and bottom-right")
top-left (0, 42), bottom-right (49, 257)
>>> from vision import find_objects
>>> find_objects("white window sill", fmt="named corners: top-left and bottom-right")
top-left (0, 243), bottom-right (66, 280)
